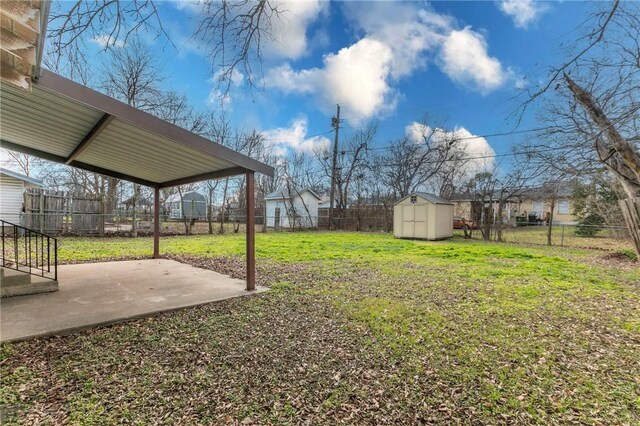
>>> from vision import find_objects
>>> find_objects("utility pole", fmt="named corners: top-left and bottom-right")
top-left (329, 104), bottom-right (340, 230)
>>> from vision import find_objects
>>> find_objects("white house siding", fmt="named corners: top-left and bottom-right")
top-left (265, 191), bottom-right (319, 229)
top-left (0, 175), bottom-right (25, 224)
top-left (265, 199), bottom-right (288, 228)
top-left (296, 191), bottom-right (319, 227)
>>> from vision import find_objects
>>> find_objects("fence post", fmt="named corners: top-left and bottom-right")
top-left (65, 192), bottom-right (71, 234)
top-left (560, 225), bottom-right (565, 247)
top-left (39, 190), bottom-right (45, 233)
top-left (99, 196), bottom-right (105, 236)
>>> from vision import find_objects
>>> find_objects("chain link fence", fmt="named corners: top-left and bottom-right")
top-left (18, 213), bottom-right (265, 236)
top-left (454, 224), bottom-right (633, 252)
top-left (15, 212), bottom-right (635, 253)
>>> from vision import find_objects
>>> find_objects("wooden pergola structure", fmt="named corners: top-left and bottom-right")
top-left (0, 71), bottom-right (273, 291)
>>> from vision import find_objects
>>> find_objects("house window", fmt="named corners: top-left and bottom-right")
top-left (557, 200), bottom-right (570, 215)
top-left (410, 195), bottom-right (417, 204)
top-left (532, 201), bottom-right (544, 217)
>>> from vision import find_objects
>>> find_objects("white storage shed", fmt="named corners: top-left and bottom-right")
top-left (265, 188), bottom-right (320, 229)
top-left (393, 192), bottom-right (454, 240)
top-left (0, 168), bottom-right (44, 225)
top-left (165, 191), bottom-right (208, 220)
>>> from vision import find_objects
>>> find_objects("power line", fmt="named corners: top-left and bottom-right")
top-left (210, 129), bottom-right (334, 143)
top-left (286, 116), bottom-right (623, 177)
top-left (339, 126), bottom-right (561, 154)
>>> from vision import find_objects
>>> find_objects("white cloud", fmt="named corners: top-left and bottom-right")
top-left (91, 35), bottom-right (124, 48)
top-left (171, 0), bottom-right (204, 14)
top-left (266, 38), bottom-right (397, 121)
top-left (207, 88), bottom-right (232, 108)
top-left (439, 27), bottom-right (508, 94)
top-left (498, 0), bottom-right (549, 29)
top-left (207, 68), bottom-right (244, 108)
top-left (211, 68), bottom-right (244, 87)
top-left (172, 0), bottom-right (325, 60)
top-left (405, 122), bottom-right (496, 175)
top-left (263, 118), bottom-right (331, 156)
top-left (266, 2), bottom-right (515, 120)
top-left (265, 63), bottom-right (317, 94)
top-left (263, 0), bottom-right (328, 60)
top-left (344, 2), bottom-right (451, 79)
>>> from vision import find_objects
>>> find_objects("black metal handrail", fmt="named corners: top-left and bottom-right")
top-left (1, 220), bottom-right (57, 281)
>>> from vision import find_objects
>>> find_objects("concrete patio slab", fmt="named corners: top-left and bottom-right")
top-left (1, 259), bottom-right (266, 342)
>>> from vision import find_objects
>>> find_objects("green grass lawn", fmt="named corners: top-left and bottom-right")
top-left (2, 232), bottom-right (639, 424)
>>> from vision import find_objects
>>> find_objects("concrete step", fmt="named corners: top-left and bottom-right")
top-left (1, 267), bottom-right (58, 298)
top-left (1, 268), bottom-right (31, 286)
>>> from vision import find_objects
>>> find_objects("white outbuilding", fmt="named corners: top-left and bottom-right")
top-left (0, 167), bottom-right (43, 225)
top-left (393, 192), bottom-right (454, 240)
top-left (265, 188), bottom-right (320, 229)
top-left (165, 191), bottom-right (208, 220)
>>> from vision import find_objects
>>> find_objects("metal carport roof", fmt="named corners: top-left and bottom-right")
top-left (0, 70), bottom-right (274, 187)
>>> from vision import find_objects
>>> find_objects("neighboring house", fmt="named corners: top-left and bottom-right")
top-left (450, 186), bottom-right (577, 225)
top-left (165, 191), bottom-right (208, 220)
top-left (265, 188), bottom-right (321, 229)
top-left (318, 195), bottom-right (352, 209)
top-left (518, 187), bottom-right (576, 225)
top-left (0, 168), bottom-right (43, 225)
top-left (450, 191), bottom-right (522, 224)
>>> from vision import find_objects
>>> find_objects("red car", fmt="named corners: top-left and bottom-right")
top-left (453, 216), bottom-right (478, 230)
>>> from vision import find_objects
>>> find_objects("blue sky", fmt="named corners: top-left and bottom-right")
top-left (78, 0), bottom-right (593, 166)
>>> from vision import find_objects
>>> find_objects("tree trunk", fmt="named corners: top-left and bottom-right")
top-left (564, 73), bottom-right (640, 255)
top-left (547, 199), bottom-right (555, 246)
top-left (564, 74), bottom-right (640, 182)
top-left (106, 177), bottom-right (119, 216)
top-left (482, 205), bottom-right (491, 241)
top-left (131, 184), bottom-right (139, 237)
top-left (208, 190), bottom-right (214, 234)
top-left (496, 199), bottom-right (505, 242)
top-left (618, 198), bottom-right (640, 258)
top-left (220, 179), bottom-right (229, 234)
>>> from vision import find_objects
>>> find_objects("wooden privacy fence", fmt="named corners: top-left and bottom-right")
top-left (23, 188), bottom-right (104, 235)
top-left (317, 206), bottom-right (394, 231)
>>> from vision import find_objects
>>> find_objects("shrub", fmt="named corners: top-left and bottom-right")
top-left (575, 213), bottom-right (604, 237)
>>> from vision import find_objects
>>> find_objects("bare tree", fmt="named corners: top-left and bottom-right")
top-left (539, 178), bottom-right (568, 246)
top-left (463, 171), bottom-right (499, 241)
top-left (316, 123), bottom-right (377, 227)
top-left (99, 38), bottom-right (169, 236)
top-left (521, 0), bottom-right (640, 255)
top-left (279, 153), bottom-right (319, 229)
top-left (491, 152), bottom-right (549, 242)
top-left (100, 38), bottom-right (165, 109)
top-left (47, 0), bottom-right (289, 91)
top-left (379, 122), bottom-right (466, 199)
top-left (1, 151), bottom-right (35, 176)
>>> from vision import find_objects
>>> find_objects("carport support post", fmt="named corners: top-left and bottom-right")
top-left (246, 171), bottom-right (256, 291)
top-left (153, 185), bottom-right (160, 259)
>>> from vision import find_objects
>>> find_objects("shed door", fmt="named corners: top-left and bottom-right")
top-left (414, 205), bottom-right (427, 237)
top-left (274, 207), bottom-right (281, 228)
top-left (402, 205), bottom-right (414, 237)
